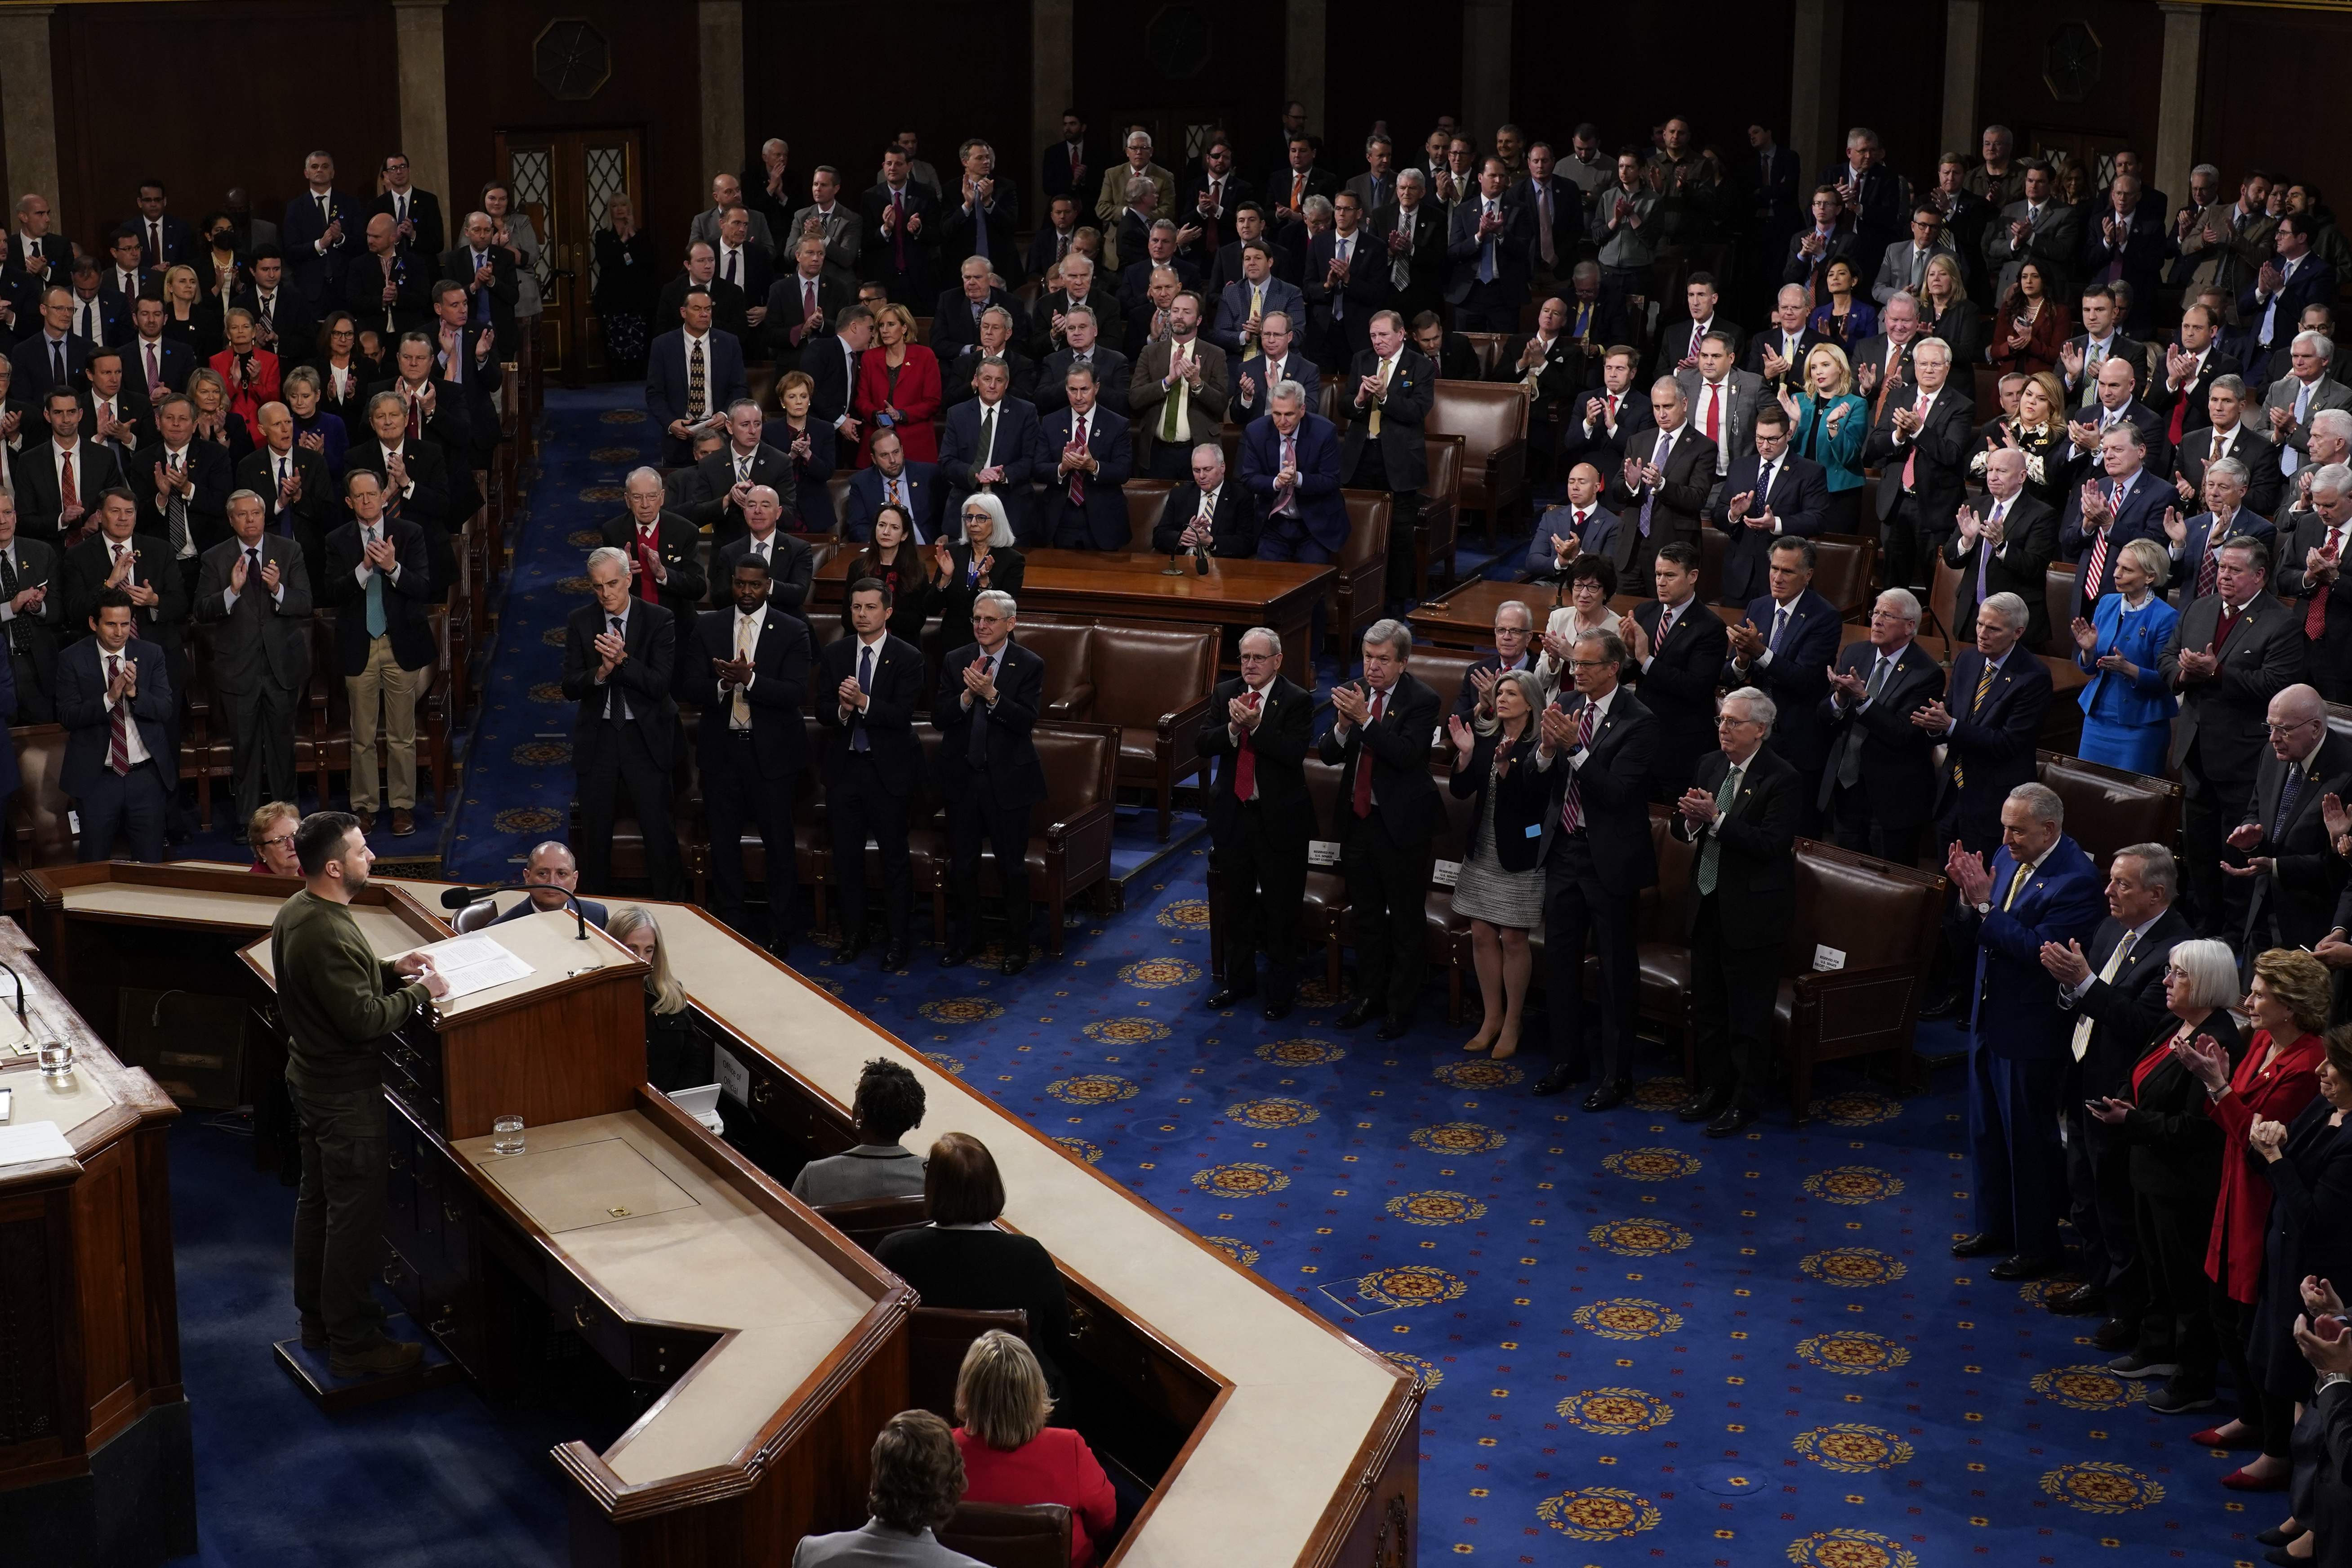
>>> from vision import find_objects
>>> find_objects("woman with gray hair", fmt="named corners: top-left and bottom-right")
top-left (935, 491), bottom-right (1023, 634)
top-left (1443, 669), bottom-right (1547, 1057)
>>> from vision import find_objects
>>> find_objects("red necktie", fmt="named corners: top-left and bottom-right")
top-left (2082, 513), bottom-right (2114, 609)
top-left (2169, 370), bottom-right (2193, 446)
top-left (1702, 383), bottom-right (1720, 443)
top-left (2309, 526), bottom-right (2343, 639)
top-left (2196, 516), bottom-right (2224, 599)
top-left (1067, 415), bottom-right (1088, 505)
top-left (1901, 396), bottom-right (1926, 488)
top-left (107, 655), bottom-right (130, 773)
top-left (1606, 393), bottom-right (1618, 421)
top-left (635, 527), bottom-right (661, 601)
top-left (407, 391), bottom-right (423, 441)
top-left (1234, 690), bottom-right (1261, 798)
top-left (795, 278), bottom-right (817, 345)
top-left (1350, 689), bottom-right (1385, 816)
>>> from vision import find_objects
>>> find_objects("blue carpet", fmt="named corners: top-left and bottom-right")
top-left (165, 388), bottom-right (2259, 1566)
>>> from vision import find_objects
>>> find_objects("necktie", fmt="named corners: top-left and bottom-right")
top-left (1838, 658), bottom-right (1889, 786)
top-left (243, 547), bottom-right (262, 596)
top-left (0, 549), bottom-right (16, 655)
top-left (2071, 929), bottom-right (2138, 1060)
top-left (1245, 283), bottom-right (1263, 360)
top-left (1537, 185), bottom-right (1556, 267)
top-left (1978, 501), bottom-right (2004, 600)
top-left (1391, 217), bottom-right (1412, 291)
top-left (1694, 765), bottom-right (1741, 895)
top-left (364, 526), bottom-right (386, 637)
top-left (78, 300), bottom-right (95, 347)
top-left (977, 404), bottom-right (997, 471)
top-left (731, 614), bottom-right (756, 727)
top-left (1235, 690), bottom-right (1261, 799)
top-left (1571, 508), bottom-right (1587, 542)
top-left (145, 342), bottom-right (162, 400)
top-left (1333, 236), bottom-right (1350, 319)
top-left (2308, 525), bottom-right (2343, 638)
top-left (1769, 605), bottom-right (1789, 654)
top-left (1477, 201), bottom-right (1497, 283)
top-left (1368, 356), bottom-right (1393, 437)
top-left (1702, 382), bottom-right (1720, 444)
top-left (725, 248), bottom-right (739, 288)
top-left (686, 338), bottom-right (707, 420)
top-left (795, 278), bottom-right (817, 346)
top-left (2198, 514), bottom-right (2227, 599)
top-left (891, 188), bottom-right (907, 269)
top-left (604, 616), bottom-right (629, 719)
top-left (1558, 701), bottom-right (1598, 832)
top-left (50, 339), bottom-right (65, 386)
top-left (1067, 415), bottom-right (1088, 505)
top-left (1899, 394), bottom-right (1933, 489)
top-left (2083, 491), bottom-right (2119, 605)
top-left (967, 653), bottom-right (994, 764)
top-left (1953, 655), bottom-right (1997, 787)
top-left (1291, 172), bottom-right (1305, 211)
top-left (147, 219), bottom-right (161, 269)
top-left (851, 643), bottom-right (873, 753)
top-left (1276, 432), bottom-right (1296, 515)
top-left (1161, 343), bottom-right (1189, 441)
top-left (58, 449), bottom-right (76, 517)
top-left (1351, 688), bottom-right (1387, 816)
top-left (887, 475), bottom-right (903, 512)
top-left (634, 528), bottom-right (661, 601)
top-left (107, 655), bottom-right (130, 774)
top-left (2278, 762), bottom-right (2307, 838)
top-left (2284, 383), bottom-right (2312, 477)
top-left (1639, 432), bottom-right (1670, 536)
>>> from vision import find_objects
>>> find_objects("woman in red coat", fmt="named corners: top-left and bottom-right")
top-left (2183, 948), bottom-right (2330, 1488)
top-left (210, 307), bottom-right (281, 428)
top-left (852, 302), bottom-right (940, 467)
top-left (952, 1329), bottom-right (1118, 1565)
top-left (1988, 260), bottom-right (2071, 378)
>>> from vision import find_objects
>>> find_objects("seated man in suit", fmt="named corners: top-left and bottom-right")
top-left (1710, 402), bottom-right (1829, 607)
top-left (490, 841), bottom-right (610, 929)
top-left (1946, 448), bottom-right (2060, 644)
top-left (1243, 378), bottom-right (1346, 565)
top-left (1819, 587), bottom-right (1947, 866)
top-left (1407, 311), bottom-right (1485, 382)
top-left (561, 548), bottom-right (682, 897)
top-left (930, 255), bottom-right (1021, 361)
top-left (1151, 442), bottom-right (1258, 558)
top-left (646, 288), bottom-right (749, 467)
top-left (841, 426), bottom-right (943, 544)
top-left (1198, 627), bottom-right (1314, 1019)
top-left (195, 490), bottom-right (311, 833)
top-left (1032, 363), bottom-right (1130, 549)
top-left (597, 467), bottom-right (707, 633)
top-left (931, 589), bottom-right (1047, 975)
top-left (1621, 542), bottom-right (1732, 803)
top-left (2224, 683), bottom-right (2352, 954)
top-left (687, 555), bottom-right (811, 955)
top-left (819, 579), bottom-right (927, 966)
top-left (1527, 462), bottom-right (1618, 578)
top-left (1946, 783), bottom-right (2106, 1278)
top-left (1670, 685), bottom-right (1804, 1134)
top-left (682, 399), bottom-right (795, 545)
top-left (2059, 422), bottom-right (2173, 614)
top-left (59, 588), bottom-right (174, 862)
top-left (322, 469), bottom-right (433, 836)
top-left (1925, 592), bottom-right (2055, 864)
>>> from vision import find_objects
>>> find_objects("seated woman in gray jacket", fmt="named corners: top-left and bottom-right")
top-left (790, 1056), bottom-right (928, 1205)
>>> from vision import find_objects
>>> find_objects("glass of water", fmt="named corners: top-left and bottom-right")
top-left (37, 1040), bottom-right (74, 1079)
top-left (491, 1114), bottom-right (525, 1156)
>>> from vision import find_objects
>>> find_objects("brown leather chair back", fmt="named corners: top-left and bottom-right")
top-left (1086, 621), bottom-right (1220, 730)
top-left (1339, 490), bottom-right (1391, 575)
top-left (746, 364), bottom-right (776, 411)
top-left (1331, 490), bottom-right (1394, 651)
top-left (7, 724), bottom-right (76, 868)
top-left (1303, 754), bottom-right (1343, 839)
top-left (1030, 723), bottom-right (1118, 830)
top-left (909, 1305), bottom-right (1027, 1422)
top-left (1007, 620), bottom-right (1095, 720)
top-left (2043, 563), bottom-right (2079, 659)
top-left (1929, 553), bottom-right (1963, 642)
top-left (937, 1503), bottom-right (1074, 1568)
top-left (1411, 649), bottom-right (1479, 717)
top-left (1428, 380), bottom-right (1529, 468)
top-left (810, 1193), bottom-right (930, 1251)
top-left (1459, 332), bottom-right (1509, 378)
top-left (1785, 839), bottom-right (1945, 975)
top-left (1810, 535), bottom-right (1875, 620)
top-left (2036, 751), bottom-right (2183, 871)
top-left (1316, 375), bottom-right (1342, 424)
top-left (1125, 478), bottom-right (1176, 552)
top-left (1648, 802), bottom-right (1693, 943)
top-left (2332, 702), bottom-right (2352, 750)
top-left (1972, 364), bottom-right (2006, 418)
top-left (826, 472), bottom-right (854, 532)
top-left (1424, 434), bottom-right (1464, 512)
top-left (1698, 525), bottom-right (1727, 605)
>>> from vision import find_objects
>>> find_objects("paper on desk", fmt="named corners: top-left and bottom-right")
top-left (406, 934), bottom-right (535, 1001)
top-left (0, 1120), bottom-right (75, 1167)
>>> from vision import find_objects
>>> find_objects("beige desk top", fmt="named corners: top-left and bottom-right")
top-left (0, 1056), bottom-right (115, 1140)
top-left (454, 1110), bottom-right (878, 1487)
top-left (66, 876), bottom-right (425, 958)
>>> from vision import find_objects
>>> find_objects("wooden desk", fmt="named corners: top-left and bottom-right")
top-left (812, 549), bottom-right (1335, 687)
top-left (0, 918), bottom-right (194, 1568)
top-left (1407, 578), bottom-right (1555, 649)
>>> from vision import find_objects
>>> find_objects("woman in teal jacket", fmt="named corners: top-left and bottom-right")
top-left (1779, 343), bottom-right (1869, 535)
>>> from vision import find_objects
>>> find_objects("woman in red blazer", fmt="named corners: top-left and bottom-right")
top-left (952, 1330), bottom-right (1118, 1564)
top-left (210, 307), bottom-right (282, 428)
top-left (852, 302), bottom-right (941, 467)
top-left (1988, 260), bottom-right (2071, 378)
top-left (2184, 948), bottom-right (2330, 1487)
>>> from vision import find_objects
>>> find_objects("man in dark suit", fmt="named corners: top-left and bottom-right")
top-left (2226, 684), bottom-right (2352, 954)
top-left (0, 491), bottom-right (59, 722)
top-left (232, 248), bottom-right (316, 362)
top-left (2078, 179), bottom-right (2168, 330)
top-left (2148, 305), bottom-right (2240, 445)
top-left (343, 215), bottom-right (431, 342)
top-left (930, 255), bottom-right (1024, 361)
top-left (1863, 335), bottom-right (1973, 592)
top-left (1305, 194), bottom-right (1383, 368)
top-left (1604, 379), bottom-right (1715, 588)
top-left (321, 470), bottom-right (433, 836)
top-left (62, 261), bottom-right (128, 351)
top-left (686, 556), bottom-right (811, 954)
top-left (713, 488), bottom-right (813, 617)
top-left (1040, 112), bottom-right (1100, 219)
top-left (600, 468), bottom-right (706, 632)
top-left (1946, 448), bottom-right (2061, 646)
top-left (1515, 143), bottom-right (1583, 294)
top-left (1783, 186), bottom-right (1866, 304)
top-left (1622, 543), bottom-right (1732, 803)
top-left (931, 590), bottom-right (1047, 974)
top-left (1368, 172), bottom-right (1449, 325)
top-left (1506, 624), bottom-right (1658, 1104)
top-left (1150, 442), bottom-right (1258, 558)
top-left (368, 154), bottom-right (444, 260)
top-left (646, 290), bottom-right (749, 467)
top-left (1559, 348), bottom-right (1651, 486)
top-left (195, 490), bottom-right (311, 828)
top-left (841, 427), bottom-right (944, 544)
top-left (13, 385), bottom-right (121, 547)
top-left (1033, 305), bottom-right (1130, 421)
top-left (862, 147), bottom-right (940, 304)
top-left (1819, 587), bottom-right (1947, 865)
top-left (59, 589), bottom-right (174, 861)
top-left (1033, 362), bottom-right (1130, 549)
top-left (1265, 135), bottom-right (1341, 231)
top-left (1027, 253), bottom-right (1124, 363)
top-left (1671, 686), bottom-right (1803, 1134)
top-left (2059, 423), bottom-right (2174, 612)
top-left (1745, 285), bottom-right (1829, 395)
top-left (102, 228), bottom-right (148, 308)
top-left (938, 138), bottom-right (1019, 276)
top-left (2171, 457), bottom-right (2274, 603)
top-left (1409, 312), bottom-right (1486, 381)
top-left (2239, 216), bottom-right (2337, 364)
top-left (2170, 375), bottom-right (2283, 520)
top-left (236, 401), bottom-right (335, 593)
top-left (767, 236), bottom-right (852, 373)
top-left (2282, 465), bottom-right (2352, 702)
top-left (129, 180), bottom-right (196, 276)
top-left (280, 152), bottom-right (359, 310)
top-left (1200, 628), bottom-right (1313, 1018)
top-left (1229, 310), bottom-right (1317, 428)
top-left (1319, 623), bottom-right (1447, 1038)
top-left (1339, 312), bottom-right (1431, 607)
top-left (379, 316), bottom-right (493, 529)
top-left (1449, 600), bottom-right (1542, 721)
top-left (806, 304), bottom-right (870, 436)
top-left (562, 547), bottom-right (682, 897)
top-left (1709, 403), bottom-right (1829, 606)
top-left (682, 400), bottom-right (795, 546)
top-left (1947, 784), bottom-right (2107, 1278)
top-left (2060, 286), bottom-right (2151, 405)
top-left (2040, 842), bottom-right (2195, 1328)
top-left (1490, 295), bottom-right (1591, 484)
top-left (348, 390), bottom-right (454, 598)
top-left (820, 579), bottom-right (927, 967)
top-left (1726, 538), bottom-right (1844, 826)
top-left (64, 488), bottom-right (184, 666)
top-left (937, 360), bottom-right (1039, 543)
top-left (1024, 194), bottom-right (1086, 287)
top-left (655, 246), bottom-right (752, 357)
top-left (121, 300), bottom-right (193, 400)
top-left (1242, 382), bottom-right (1346, 565)
top-left (1445, 160), bottom-right (1535, 332)
top-left (1928, 593), bottom-right (2056, 861)
top-left (9, 287), bottom-right (89, 406)
top-left (1652, 273), bottom-right (1747, 379)
top-left (439, 211), bottom-right (521, 359)
top-left (2060, 357), bottom-right (2171, 497)
top-left (2161, 535), bottom-right (2307, 937)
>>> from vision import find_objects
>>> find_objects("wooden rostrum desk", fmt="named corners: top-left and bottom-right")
top-left (22, 865), bottom-right (1421, 1568)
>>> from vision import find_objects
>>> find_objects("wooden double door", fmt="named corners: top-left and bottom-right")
top-left (495, 128), bottom-right (641, 385)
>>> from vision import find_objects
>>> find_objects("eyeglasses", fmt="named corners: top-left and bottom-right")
top-left (2266, 718), bottom-right (2321, 735)
top-left (1566, 659), bottom-right (1612, 671)
top-left (255, 833), bottom-right (296, 850)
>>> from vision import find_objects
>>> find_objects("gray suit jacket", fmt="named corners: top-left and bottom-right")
top-left (790, 1521), bottom-right (986, 1568)
top-left (1872, 239), bottom-right (1956, 304)
top-left (784, 203), bottom-right (863, 292)
top-left (688, 205), bottom-right (775, 254)
top-left (1987, 200), bottom-right (2083, 301)
top-left (194, 534), bottom-right (312, 692)
top-left (2260, 373), bottom-right (2352, 461)
top-left (1671, 368), bottom-right (1766, 482)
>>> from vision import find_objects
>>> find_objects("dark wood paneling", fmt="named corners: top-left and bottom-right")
top-left (1509, 0), bottom-right (1798, 173)
top-left (1837, 0), bottom-right (1948, 180)
top-left (50, 1), bottom-right (399, 255)
top-left (1976, 0), bottom-right (2166, 179)
top-left (1074, 3), bottom-right (1285, 177)
top-left (2198, 7), bottom-right (2352, 206)
top-left (1325, 3), bottom-right (1462, 174)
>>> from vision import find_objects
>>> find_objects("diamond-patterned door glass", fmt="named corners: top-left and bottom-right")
top-left (509, 147), bottom-right (555, 293)
top-left (584, 143), bottom-right (633, 297)
top-left (1185, 123), bottom-right (1217, 163)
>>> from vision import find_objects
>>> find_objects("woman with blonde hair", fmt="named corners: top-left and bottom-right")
top-left (767, 369), bottom-right (838, 530)
top-left (606, 905), bottom-right (699, 1090)
top-left (185, 365), bottom-right (254, 462)
top-left (1444, 668), bottom-right (1546, 1059)
top-left (1972, 369), bottom-right (2068, 507)
top-left (853, 302), bottom-right (941, 466)
top-left (1919, 253), bottom-right (1983, 366)
top-left (160, 263), bottom-right (206, 353)
top-left (952, 1330), bottom-right (1117, 1564)
top-left (1780, 343), bottom-right (1868, 533)
top-left (248, 802), bottom-right (301, 875)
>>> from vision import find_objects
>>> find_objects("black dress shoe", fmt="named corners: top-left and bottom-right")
top-left (2044, 1283), bottom-right (2107, 1316)
top-left (1950, 1233), bottom-right (2012, 1259)
top-left (1916, 990), bottom-right (1960, 1021)
top-left (1705, 1104), bottom-right (1759, 1138)
top-left (1001, 952), bottom-right (1028, 977)
top-left (1206, 985), bottom-right (1258, 1010)
top-left (1989, 1249), bottom-right (2064, 1281)
top-left (837, 935), bottom-right (871, 965)
top-left (881, 943), bottom-right (910, 971)
top-left (1675, 1088), bottom-right (1730, 1124)
top-left (1375, 1014), bottom-right (1413, 1041)
top-left (1531, 1065), bottom-right (1582, 1096)
top-left (939, 945), bottom-right (971, 968)
top-left (1581, 1076), bottom-right (1631, 1112)
top-left (1337, 998), bottom-right (1378, 1029)
top-left (2091, 1317), bottom-right (2137, 1352)
top-left (1261, 998), bottom-right (1293, 1021)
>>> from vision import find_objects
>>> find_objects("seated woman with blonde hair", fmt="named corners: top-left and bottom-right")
top-left (606, 905), bottom-right (699, 1090)
top-left (952, 1330), bottom-right (1117, 1564)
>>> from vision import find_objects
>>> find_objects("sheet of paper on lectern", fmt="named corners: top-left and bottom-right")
top-left (407, 935), bottom-right (535, 1001)
top-left (0, 1120), bottom-right (76, 1168)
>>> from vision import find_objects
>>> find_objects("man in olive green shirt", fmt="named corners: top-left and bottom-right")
top-left (271, 811), bottom-right (448, 1376)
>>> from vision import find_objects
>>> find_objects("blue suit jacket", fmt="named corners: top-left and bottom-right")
top-left (1962, 834), bottom-right (2107, 1060)
top-left (1729, 588), bottom-right (1842, 774)
top-left (280, 187), bottom-right (361, 308)
top-left (645, 329), bottom-right (750, 438)
top-left (1238, 410), bottom-right (1347, 552)
top-left (937, 396), bottom-right (1039, 543)
top-left (57, 634), bottom-right (167, 798)
top-left (2059, 469), bottom-right (2174, 602)
top-left (1208, 277), bottom-right (1308, 358)
top-left (1527, 504), bottom-right (1619, 575)
top-left (492, 895), bottom-right (609, 931)
top-left (1030, 406), bottom-right (1131, 549)
top-left (2238, 257), bottom-right (2339, 347)
top-left (1444, 196), bottom-right (1537, 306)
top-left (1710, 452), bottom-right (1831, 604)
top-left (840, 462), bottom-right (943, 544)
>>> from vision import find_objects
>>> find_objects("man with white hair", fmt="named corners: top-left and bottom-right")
top-left (2261, 329), bottom-right (2352, 479)
top-left (561, 545), bottom-right (682, 897)
top-left (1945, 782), bottom-right (2105, 1279)
top-left (1862, 334), bottom-right (1972, 593)
top-left (2222, 683), bottom-right (2352, 953)
top-left (1198, 627), bottom-right (1314, 1019)
top-left (2282, 462), bottom-right (2352, 700)
top-left (598, 466), bottom-right (707, 630)
top-left (1920, 590), bottom-right (2053, 859)
top-left (1819, 587), bottom-right (1945, 866)
top-left (2166, 455), bottom-right (2274, 601)
top-left (1602, 376), bottom-right (1714, 586)
top-left (1946, 447), bottom-right (2058, 644)
top-left (932, 588), bottom-right (1047, 975)
top-left (2170, 372), bottom-right (2285, 520)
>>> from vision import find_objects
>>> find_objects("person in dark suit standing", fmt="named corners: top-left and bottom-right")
top-left (932, 589), bottom-right (1047, 975)
top-left (368, 154), bottom-right (443, 261)
top-left (1040, 113), bottom-right (1100, 223)
top-left (1368, 172), bottom-right (1448, 326)
top-left (820, 579), bottom-right (927, 967)
top-left (0, 492), bottom-right (60, 722)
top-left (343, 215), bottom-right (431, 343)
top-left (1304, 194), bottom-right (1382, 369)
top-left (1445, 159), bottom-right (1534, 333)
top-left (562, 547), bottom-right (682, 898)
top-left (767, 236), bottom-right (852, 373)
top-left (1947, 449), bottom-right (2060, 647)
top-left (2281, 463), bottom-right (2352, 704)
top-left (1745, 285), bottom-right (1830, 395)
top-left (1506, 625), bottom-right (1658, 1105)
top-left (1726, 537), bottom-right (1844, 828)
top-left (321, 470), bottom-right (433, 837)
top-left (1200, 628), bottom-right (1313, 1019)
top-left (599, 467), bottom-right (707, 633)
top-left (2038, 844), bottom-right (2195, 1327)
top-left (1604, 378), bottom-right (1715, 588)
top-left (686, 556), bottom-right (811, 955)
top-left (2223, 684), bottom-right (2352, 955)
top-left (236, 400), bottom-right (334, 594)
top-left (1242, 379), bottom-right (1347, 566)
top-left (1151, 443), bottom-right (1259, 558)
top-left (646, 290), bottom-right (749, 467)
top-left (59, 588), bottom-right (169, 860)
top-left (1228, 313), bottom-right (1321, 438)
top-left (194, 490), bottom-right (310, 829)
top-left (862, 147), bottom-right (940, 305)
top-left (1033, 363), bottom-right (1130, 549)
top-left (682, 399), bottom-right (796, 546)
top-left (280, 152), bottom-right (358, 311)
top-left (1320, 621), bottom-right (1448, 1039)
top-left (1925, 593), bottom-right (2055, 865)
top-left (1709, 402), bottom-right (1829, 606)
top-left (1559, 347), bottom-right (1651, 486)
top-left (2060, 423), bottom-right (2177, 615)
top-left (1621, 542), bottom-right (1732, 802)
top-left (938, 139), bottom-right (1020, 278)
top-left (2169, 376), bottom-right (2283, 521)
top-left (1819, 587), bottom-right (1947, 865)
top-left (1863, 334), bottom-right (1972, 592)
top-left (13, 385), bottom-right (121, 548)
top-left (1339, 312), bottom-right (1432, 610)
top-left (438, 212), bottom-right (521, 360)
top-left (2160, 535), bottom-right (2307, 937)
top-left (1946, 783), bottom-right (2107, 1278)
top-left (1672, 687), bottom-right (1804, 1134)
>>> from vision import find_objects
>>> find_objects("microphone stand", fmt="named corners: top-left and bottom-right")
top-left (440, 882), bottom-right (592, 941)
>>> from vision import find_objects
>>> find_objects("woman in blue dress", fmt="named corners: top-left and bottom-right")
top-left (2070, 536), bottom-right (2178, 777)
top-left (1780, 343), bottom-right (1870, 535)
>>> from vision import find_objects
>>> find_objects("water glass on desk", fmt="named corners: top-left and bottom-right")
top-left (492, 1114), bottom-right (525, 1156)
top-left (37, 1040), bottom-right (74, 1079)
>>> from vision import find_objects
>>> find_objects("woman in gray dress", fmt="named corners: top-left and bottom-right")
top-left (1446, 669), bottom-right (1546, 1059)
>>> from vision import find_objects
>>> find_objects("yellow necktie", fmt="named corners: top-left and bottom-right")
top-left (2071, 930), bottom-right (2136, 1061)
top-left (1953, 658), bottom-right (1997, 788)
top-left (1368, 356), bottom-right (1394, 437)
top-left (2002, 860), bottom-right (2030, 911)
top-left (1245, 283), bottom-right (1263, 360)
